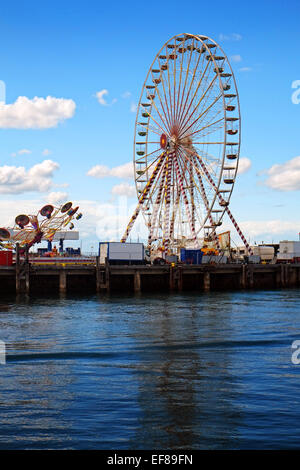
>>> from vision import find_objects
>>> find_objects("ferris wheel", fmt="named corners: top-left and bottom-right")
top-left (122, 33), bottom-right (252, 255)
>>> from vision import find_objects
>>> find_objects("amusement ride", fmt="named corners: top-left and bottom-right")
top-left (121, 33), bottom-right (253, 256)
top-left (0, 202), bottom-right (82, 252)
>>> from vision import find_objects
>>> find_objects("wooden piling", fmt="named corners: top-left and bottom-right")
top-left (59, 270), bottom-right (67, 293)
top-left (134, 270), bottom-right (141, 293)
top-left (203, 271), bottom-right (210, 291)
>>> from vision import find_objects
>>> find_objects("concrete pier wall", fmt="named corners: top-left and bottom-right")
top-left (1, 262), bottom-right (300, 295)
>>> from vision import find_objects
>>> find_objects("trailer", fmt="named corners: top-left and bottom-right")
top-left (99, 242), bottom-right (145, 265)
top-left (252, 246), bottom-right (274, 262)
top-left (276, 241), bottom-right (300, 263)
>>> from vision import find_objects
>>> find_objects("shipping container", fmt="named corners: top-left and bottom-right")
top-left (0, 250), bottom-right (13, 266)
top-left (180, 249), bottom-right (203, 265)
top-left (99, 242), bottom-right (145, 264)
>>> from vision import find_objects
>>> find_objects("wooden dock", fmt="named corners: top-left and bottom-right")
top-left (0, 259), bottom-right (300, 294)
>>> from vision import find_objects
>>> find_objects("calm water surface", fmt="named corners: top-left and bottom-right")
top-left (0, 289), bottom-right (299, 449)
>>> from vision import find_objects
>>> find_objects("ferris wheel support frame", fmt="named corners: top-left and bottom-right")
top-left (194, 152), bottom-right (253, 256)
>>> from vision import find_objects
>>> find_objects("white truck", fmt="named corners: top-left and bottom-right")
top-left (99, 242), bottom-right (146, 265)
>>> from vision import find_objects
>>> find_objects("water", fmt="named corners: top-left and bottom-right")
top-left (0, 289), bottom-right (299, 449)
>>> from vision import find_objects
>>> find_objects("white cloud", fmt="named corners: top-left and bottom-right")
top-left (0, 159), bottom-right (59, 194)
top-left (230, 54), bottom-right (242, 62)
top-left (111, 182), bottom-right (136, 198)
top-left (11, 149), bottom-right (32, 157)
top-left (96, 89), bottom-right (117, 106)
top-left (130, 102), bottom-right (137, 113)
top-left (87, 161), bottom-right (133, 179)
top-left (221, 218), bottom-right (300, 244)
top-left (263, 156), bottom-right (300, 191)
top-left (121, 91), bottom-right (131, 99)
top-left (42, 149), bottom-right (52, 156)
top-left (219, 33), bottom-right (242, 42)
top-left (0, 96), bottom-right (76, 129)
top-left (239, 67), bottom-right (252, 72)
top-left (46, 191), bottom-right (68, 205)
top-left (238, 157), bottom-right (251, 174)
top-left (239, 220), bottom-right (300, 239)
top-left (96, 89), bottom-right (109, 106)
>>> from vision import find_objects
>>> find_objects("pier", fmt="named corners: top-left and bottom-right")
top-left (1, 260), bottom-right (300, 295)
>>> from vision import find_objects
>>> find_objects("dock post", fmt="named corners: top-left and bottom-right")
top-left (169, 266), bottom-right (175, 291)
top-left (203, 271), bottom-right (210, 291)
top-left (59, 270), bottom-right (67, 293)
top-left (105, 258), bottom-right (110, 292)
top-left (241, 264), bottom-right (246, 289)
top-left (96, 256), bottom-right (101, 293)
top-left (275, 265), bottom-right (281, 288)
top-left (178, 266), bottom-right (183, 292)
top-left (15, 243), bottom-right (20, 294)
top-left (134, 270), bottom-right (141, 293)
top-left (25, 266), bottom-right (30, 294)
top-left (25, 244), bottom-right (30, 294)
top-left (280, 264), bottom-right (285, 288)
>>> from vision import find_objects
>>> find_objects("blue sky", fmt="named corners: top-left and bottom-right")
top-left (0, 0), bottom-right (300, 250)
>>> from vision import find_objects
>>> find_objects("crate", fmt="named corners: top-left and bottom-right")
top-left (0, 250), bottom-right (13, 266)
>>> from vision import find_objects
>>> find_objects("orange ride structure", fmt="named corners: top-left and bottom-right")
top-left (121, 33), bottom-right (253, 256)
top-left (0, 202), bottom-right (82, 253)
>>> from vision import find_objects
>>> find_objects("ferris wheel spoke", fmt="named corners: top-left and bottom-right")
top-left (135, 147), bottom-right (162, 166)
top-left (172, 39), bottom-right (178, 130)
top-left (179, 92), bottom-right (222, 138)
top-left (146, 91), bottom-right (172, 135)
top-left (175, 40), bottom-right (196, 129)
top-left (174, 42), bottom-right (186, 125)
top-left (177, 54), bottom-right (214, 131)
top-left (192, 86), bottom-right (223, 134)
top-left (185, 116), bottom-right (224, 140)
top-left (180, 86), bottom-right (220, 140)
top-left (157, 61), bottom-right (174, 131)
top-left (140, 104), bottom-right (168, 136)
top-left (179, 71), bottom-right (218, 135)
top-left (176, 46), bottom-right (209, 131)
top-left (166, 46), bottom-right (177, 126)
top-left (152, 84), bottom-right (172, 133)
top-left (138, 122), bottom-right (163, 137)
